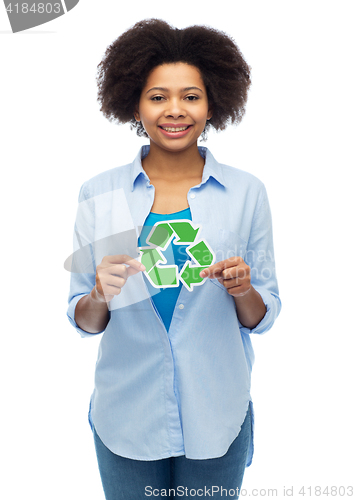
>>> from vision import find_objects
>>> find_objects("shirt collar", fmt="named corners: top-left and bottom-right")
top-left (130, 145), bottom-right (226, 192)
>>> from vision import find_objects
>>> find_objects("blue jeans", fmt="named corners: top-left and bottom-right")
top-left (93, 403), bottom-right (252, 499)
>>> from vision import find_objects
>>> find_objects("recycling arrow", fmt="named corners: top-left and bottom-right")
top-left (169, 222), bottom-right (199, 243)
top-left (138, 219), bottom-right (215, 291)
top-left (179, 262), bottom-right (206, 290)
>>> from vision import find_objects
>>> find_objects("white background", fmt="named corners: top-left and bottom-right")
top-left (1, 1), bottom-right (354, 498)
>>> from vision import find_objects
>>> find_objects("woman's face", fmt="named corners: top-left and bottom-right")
top-left (134, 62), bottom-right (213, 154)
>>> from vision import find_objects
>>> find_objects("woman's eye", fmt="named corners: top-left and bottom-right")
top-left (150, 95), bottom-right (198, 102)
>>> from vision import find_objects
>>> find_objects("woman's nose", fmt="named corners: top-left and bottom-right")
top-left (164, 99), bottom-right (186, 118)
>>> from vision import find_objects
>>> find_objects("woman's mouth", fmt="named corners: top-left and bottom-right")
top-left (161, 126), bottom-right (189, 132)
top-left (158, 125), bottom-right (192, 138)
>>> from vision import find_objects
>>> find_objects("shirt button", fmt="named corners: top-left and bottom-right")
top-left (190, 193), bottom-right (196, 199)
top-left (179, 304), bottom-right (184, 310)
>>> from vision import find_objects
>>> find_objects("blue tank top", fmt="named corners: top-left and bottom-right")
top-left (137, 207), bottom-right (192, 332)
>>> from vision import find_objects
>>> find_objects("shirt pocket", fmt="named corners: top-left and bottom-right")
top-left (210, 229), bottom-right (248, 292)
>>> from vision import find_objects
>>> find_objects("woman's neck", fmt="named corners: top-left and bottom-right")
top-left (142, 142), bottom-right (205, 181)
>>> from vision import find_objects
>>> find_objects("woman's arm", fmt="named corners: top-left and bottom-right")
top-left (74, 255), bottom-right (146, 334)
top-left (200, 182), bottom-right (280, 334)
top-left (75, 287), bottom-right (111, 334)
top-left (233, 286), bottom-right (266, 329)
top-left (200, 256), bottom-right (266, 329)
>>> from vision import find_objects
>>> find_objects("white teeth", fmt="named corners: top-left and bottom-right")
top-left (161, 126), bottom-right (189, 132)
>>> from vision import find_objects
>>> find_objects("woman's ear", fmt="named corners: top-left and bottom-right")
top-left (134, 107), bottom-right (140, 122)
top-left (207, 107), bottom-right (213, 121)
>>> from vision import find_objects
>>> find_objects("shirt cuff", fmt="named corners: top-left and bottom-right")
top-left (238, 286), bottom-right (281, 335)
top-left (67, 293), bottom-right (105, 338)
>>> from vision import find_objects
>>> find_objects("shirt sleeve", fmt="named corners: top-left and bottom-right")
top-left (239, 182), bottom-right (281, 335)
top-left (66, 182), bottom-right (110, 338)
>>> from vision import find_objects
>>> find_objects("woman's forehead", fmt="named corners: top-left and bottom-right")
top-left (143, 62), bottom-right (205, 90)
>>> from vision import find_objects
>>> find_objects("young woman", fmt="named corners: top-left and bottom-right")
top-left (67, 18), bottom-right (281, 500)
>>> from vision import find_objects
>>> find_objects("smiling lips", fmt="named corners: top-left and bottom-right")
top-left (158, 123), bottom-right (192, 138)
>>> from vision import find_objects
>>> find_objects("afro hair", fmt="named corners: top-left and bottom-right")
top-left (96, 18), bottom-right (252, 140)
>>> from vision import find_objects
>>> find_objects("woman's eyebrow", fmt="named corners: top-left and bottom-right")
top-left (145, 86), bottom-right (204, 94)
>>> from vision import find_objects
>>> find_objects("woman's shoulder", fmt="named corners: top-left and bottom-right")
top-left (221, 162), bottom-right (264, 187)
top-left (211, 158), bottom-right (266, 199)
top-left (78, 162), bottom-right (132, 201)
top-left (205, 148), bottom-right (265, 190)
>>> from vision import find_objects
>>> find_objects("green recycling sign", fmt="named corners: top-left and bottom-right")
top-left (138, 220), bottom-right (215, 292)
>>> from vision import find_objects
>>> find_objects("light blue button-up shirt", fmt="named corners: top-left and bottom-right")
top-left (66, 145), bottom-right (281, 465)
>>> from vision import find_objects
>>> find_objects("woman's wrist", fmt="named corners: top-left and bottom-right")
top-left (90, 285), bottom-right (109, 305)
top-left (75, 288), bottom-right (110, 334)
top-left (233, 286), bottom-right (266, 330)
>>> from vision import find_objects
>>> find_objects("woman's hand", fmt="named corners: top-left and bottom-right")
top-left (200, 257), bottom-right (266, 329)
top-left (94, 254), bottom-right (146, 303)
top-left (199, 256), bottom-right (251, 297)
